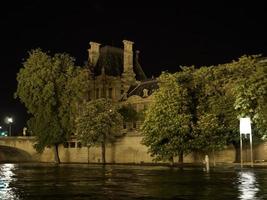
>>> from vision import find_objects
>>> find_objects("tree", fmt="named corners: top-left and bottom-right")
top-left (118, 104), bottom-right (139, 122)
top-left (199, 55), bottom-right (267, 162)
top-left (234, 56), bottom-right (267, 137)
top-left (211, 55), bottom-right (267, 162)
top-left (15, 49), bottom-right (89, 163)
top-left (76, 98), bottom-right (123, 164)
top-left (192, 67), bottom-right (228, 164)
top-left (142, 55), bottom-right (266, 165)
top-left (141, 70), bottom-right (196, 164)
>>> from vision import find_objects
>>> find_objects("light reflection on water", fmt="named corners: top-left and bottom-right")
top-left (0, 163), bottom-right (266, 199)
top-left (237, 170), bottom-right (259, 200)
top-left (0, 164), bottom-right (20, 200)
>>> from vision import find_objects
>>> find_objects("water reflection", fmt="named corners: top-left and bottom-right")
top-left (0, 164), bottom-right (20, 200)
top-left (237, 170), bottom-right (259, 200)
top-left (0, 164), bottom-right (266, 199)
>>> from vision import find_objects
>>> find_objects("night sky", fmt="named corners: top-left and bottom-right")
top-left (0, 1), bottom-right (267, 134)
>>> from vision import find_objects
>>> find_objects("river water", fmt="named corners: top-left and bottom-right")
top-left (0, 163), bottom-right (266, 200)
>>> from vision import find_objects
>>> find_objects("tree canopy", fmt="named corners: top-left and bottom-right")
top-left (141, 70), bottom-right (196, 163)
top-left (76, 98), bottom-right (123, 164)
top-left (15, 49), bottom-right (89, 163)
top-left (118, 104), bottom-right (139, 122)
top-left (142, 55), bottom-right (267, 163)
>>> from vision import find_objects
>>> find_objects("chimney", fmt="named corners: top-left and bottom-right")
top-left (88, 42), bottom-right (101, 67)
top-left (123, 40), bottom-right (134, 72)
top-left (121, 40), bottom-right (136, 91)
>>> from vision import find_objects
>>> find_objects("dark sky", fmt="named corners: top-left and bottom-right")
top-left (0, 1), bottom-right (267, 134)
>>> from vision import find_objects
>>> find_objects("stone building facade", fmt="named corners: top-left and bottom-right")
top-left (87, 40), bottom-right (149, 101)
top-left (86, 40), bottom-right (157, 133)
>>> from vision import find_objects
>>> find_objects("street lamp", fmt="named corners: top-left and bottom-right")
top-left (6, 117), bottom-right (13, 137)
top-left (240, 117), bottom-right (253, 167)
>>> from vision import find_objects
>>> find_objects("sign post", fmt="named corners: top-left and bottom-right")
top-left (239, 117), bottom-right (253, 167)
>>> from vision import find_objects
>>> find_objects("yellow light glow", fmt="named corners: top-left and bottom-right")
top-left (237, 171), bottom-right (259, 200)
top-left (0, 164), bottom-right (19, 199)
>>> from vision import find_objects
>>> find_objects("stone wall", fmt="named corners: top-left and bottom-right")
top-left (1, 136), bottom-right (267, 164)
top-left (57, 135), bottom-right (265, 164)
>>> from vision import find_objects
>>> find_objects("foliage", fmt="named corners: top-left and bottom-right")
top-left (15, 49), bottom-right (89, 161)
top-left (76, 98), bottom-right (122, 163)
top-left (233, 56), bottom-right (267, 137)
top-left (141, 55), bottom-right (267, 162)
top-left (141, 70), bottom-right (196, 162)
top-left (194, 66), bottom-right (237, 152)
top-left (118, 104), bottom-right (139, 122)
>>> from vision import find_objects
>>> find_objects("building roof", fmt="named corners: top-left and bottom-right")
top-left (92, 46), bottom-right (147, 81)
top-left (126, 79), bottom-right (159, 98)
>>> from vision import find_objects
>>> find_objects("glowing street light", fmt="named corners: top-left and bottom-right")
top-left (240, 117), bottom-right (253, 168)
top-left (6, 117), bottom-right (13, 137)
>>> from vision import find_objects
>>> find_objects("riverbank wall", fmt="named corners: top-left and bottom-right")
top-left (1, 135), bottom-right (267, 164)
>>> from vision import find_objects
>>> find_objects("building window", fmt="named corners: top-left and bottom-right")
top-left (102, 88), bottom-right (106, 98)
top-left (133, 121), bottom-right (137, 129)
top-left (108, 88), bottom-right (112, 98)
top-left (77, 142), bottom-right (82, 148)
top-left (70, 142), bottom-right (76, 148)
top-left (88, 90), bottom-right (91, 101)
top-left (96, 88), bottom-right (100, 99)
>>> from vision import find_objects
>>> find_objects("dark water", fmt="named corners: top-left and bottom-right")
top-left (0, 163), bottom-right (267, 200)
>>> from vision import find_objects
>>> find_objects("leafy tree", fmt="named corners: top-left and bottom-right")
top-left (118, 104), bottom-right (139, 122)
top-left (199, 55), bottom-right (267, 162)
top-left (193, 67), bottom-right (228, 163)
top-left (234, 56), bottom-right (267, 136)
top-left (141, 70), bottom-right (196, 164)
top-left (15, 49), bottom-right (89, 163)
top-left (76, 98), bottom-right (123, 164)
top-left (211, 55), bottom-right (267, 162)
top-left (142, 55), bottom-right (266, 164)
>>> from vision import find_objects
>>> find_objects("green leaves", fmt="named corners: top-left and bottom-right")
top-left (15, 49), bottom-right (90, 152)
top-left (76, 98), bottom-right (123, 147)
top-left (118, 104), bottom-right (139, 122)
top-left (141, 55), bottom-right (267, 162)
top-left (233, 56), bottom-right (267, 136)
top-left (141, 70), bottom-right (196, 161)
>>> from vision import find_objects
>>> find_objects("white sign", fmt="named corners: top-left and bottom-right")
top-left (240, 117), bottom-right (251, 134)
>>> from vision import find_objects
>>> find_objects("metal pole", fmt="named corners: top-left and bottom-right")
top-left (250, 133), bottom-right (253, 167)
top-left (9, 124), bottom-right (11, 137)
top-left (240, 134), bottom-right (243, 168)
